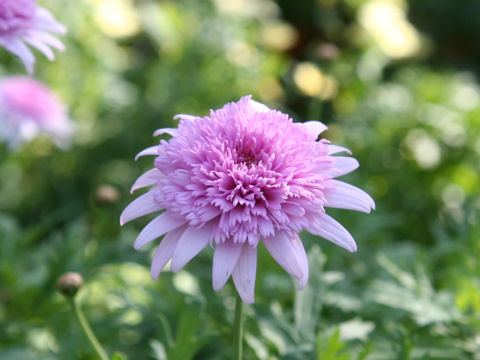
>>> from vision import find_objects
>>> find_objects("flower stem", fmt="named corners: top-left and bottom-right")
top-left (233, 292), bottom-right (244, 360)
top-left (69, 298), bottom-right (109, 360)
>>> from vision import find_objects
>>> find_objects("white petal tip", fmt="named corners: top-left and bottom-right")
top-left (297, 280), bottom-right (307, 291)
top-left (173, 114), bottom-right (197, 121)
top-left (169, 262), bottom-right (181, 273)
top-left (248, 99), bottom-right (270, 113)
top-left (241, 295), bottom-right (254, 304)
top-left (134, 146), bottom-right (158, 161)
top-left (212, 282), bottom-right (224, 292)
top-left (303, 121), bottom-right (328, 138)
top-left (151, 265), bottom-right (164, 280)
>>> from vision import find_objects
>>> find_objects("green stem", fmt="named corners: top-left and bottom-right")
top-left (233, 292), bottom-right (244, 360)
top-left (69, 298), bottom-right (109, 360)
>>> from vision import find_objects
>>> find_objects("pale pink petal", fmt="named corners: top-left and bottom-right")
top-left (303, 121), bottom-right (328, 138)
top-left (134, 212), bottom-right (185, 250)
top-left (3, 39), bottom-right (35, 74)
top-left (212, 241), bottom-right (243, 291)
top-left (153, 128), bottom-right (179, 137)
top-left (35, 8), bottom-right (67, 34)
top-left (232, 244), bottom-right (257, 304)
top-left (150, 226), bottom-right (186, 279)
top-left (248, 99), bottom-right (270, 113)
top-left (262, 232), bottom-right (303, 279)
top-left (173, 114), bottom-right (197, 121)
top-left (130, 168), bottom-right (161, 193)
top-left (23, 35), bottom-right (54, 60)
top-left (327, 145), bottom-right (351, 155)
top-left (307, 214), bottom-right (357, 252)
top-left (325, 180), bottom-right (375, 213)
top-left (324, 157), bottom-right (359, 177)
top-left (135, 146), bottom-right (158, 160)
top-left (290, 234), bottom-right (309, 290)
top-left (27, 31), bottom-right (64, 51)
top-left (170, 222), bottom-right (214, 272)
top-left (120, 191), bottom-right (163, 225)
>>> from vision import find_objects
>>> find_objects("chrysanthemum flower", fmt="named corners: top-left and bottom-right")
top-left (0, 0), bottom-right (66, 74)
top-left (121, 96), bottom-right (374, 303)
top-left (0, 76), bottom-right (73, 148)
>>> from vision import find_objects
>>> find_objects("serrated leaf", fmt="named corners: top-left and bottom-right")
top-left (316, 329), bottom-right (351, 360)
top-left (338, 318), bottom-right (374, 341)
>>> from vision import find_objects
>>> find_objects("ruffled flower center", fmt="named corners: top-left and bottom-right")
top-left (155, 98), bottom-right (332, 246)
top-left (0, 0), bottom-right (36, 34)
top-left (0, 77), bottom-right (63, 123)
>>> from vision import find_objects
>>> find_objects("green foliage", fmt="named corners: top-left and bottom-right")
top-left (1, 0), bottom-right (480, 358)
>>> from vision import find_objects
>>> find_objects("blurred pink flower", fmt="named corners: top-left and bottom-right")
top-left (0, 0), bottom-right (66, 74)
top-left (121, 96), bottom-right (374, 303)
top-left (0, 76), bottom-right (73, 148)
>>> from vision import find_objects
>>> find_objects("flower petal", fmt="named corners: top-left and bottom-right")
top-left (327, 145), bottom-right (351, 155)
top-left (262, 232), bottom-right (303, 279)
top-left (173, 114), bottom-right (197, 121)
top-left (134, 212), bottom-right (185, 250)
top-left (306, 214), bottom-right (357, 252)
top-left (150, 226), bottom-right (186, 279)
top-left (27, 31), bottom-right (64, 51)
top-left (324, 157), bottom-right (359, 177)
top-left (135, 146), bottom-right (158, 160)
top-left (290, 234), bottom-right (309, 290)
top-left (248, 99), bottom-right (270, 113)
top-left (3, 38), bottom-right (35, 74)
top-left (130, 168), bottom-right (161, 193)
top-left (232, 244), bottom-right (257, 304)
top-left (120, 191), bottom-right (163, 225)
top-left (212, 241), bottom-right (243, 291)
top-left (303, 121), bottom-right (328, 139)
top-left (23, 35), bottom-right (54, 60)
top-left (35, 8), bottom-right (67, 33)
top-left (153, 128), bottom-right (179, 137)
top-left (170, 222), bottom-right (214, 272)
top-left (324, 180), bottom-right (375, 213)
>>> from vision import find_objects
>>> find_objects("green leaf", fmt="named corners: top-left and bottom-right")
top-left (294, 245), bottom-right (326, 340)
top-left (150, 340), bottom-right (167, 360)
top-left (316, 330), bottom-right (351, 360)
top-left (111, 352), bottom-right (127, 360)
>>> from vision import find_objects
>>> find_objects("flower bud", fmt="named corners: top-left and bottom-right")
top-left (95, 184), bottom-right (120, 204)
top-left (56, 272), bottom-right (84, 298)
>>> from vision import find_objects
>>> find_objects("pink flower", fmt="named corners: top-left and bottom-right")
top-left (121, 96), bottom-right (374, 303)
top-left (0, 0), bottom-right (66, 74)
top-left (0, 76), bottom-right (73, 148)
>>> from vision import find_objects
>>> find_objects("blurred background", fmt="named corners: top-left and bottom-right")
top-left (1, 0), bottom-right (479, 358)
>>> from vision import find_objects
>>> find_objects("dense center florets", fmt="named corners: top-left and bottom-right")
top-left (0, 77), bottom-right (62, 122)
top-left (0, 0), bottom-right (36, 34)
top-left (154, 97), bottom-right (335, 245)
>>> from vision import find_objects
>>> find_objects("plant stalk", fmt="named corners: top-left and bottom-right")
top-left (69, 298), bottom-right (109, 360)
top-left (233, 292), bottom-right (244, 360)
